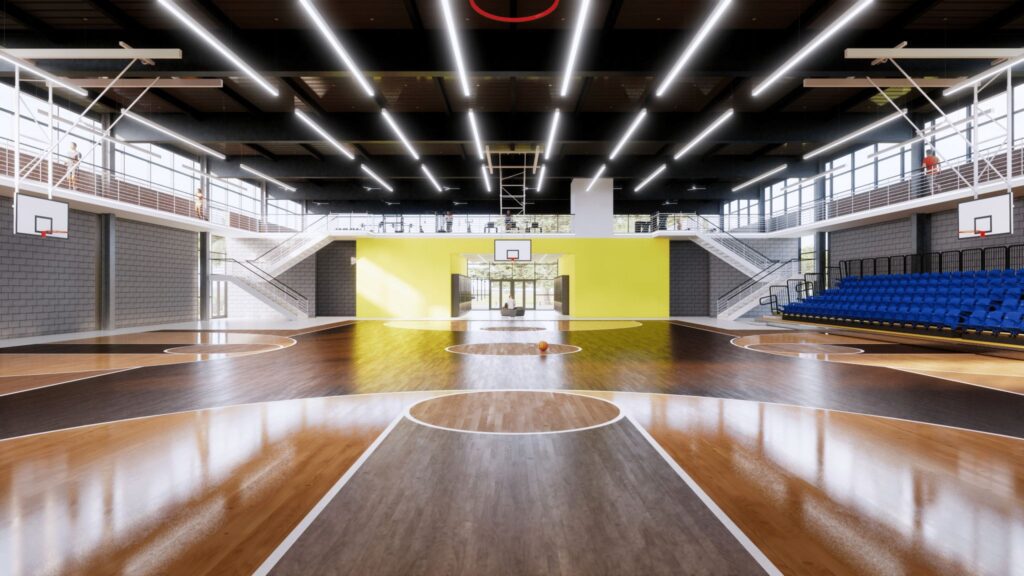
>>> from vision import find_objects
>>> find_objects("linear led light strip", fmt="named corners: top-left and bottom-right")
top-left (441, 0), bottom-right (472, 97)
top-left (945, 52), bottom-right (1024, 97)
top-left (537, 165), bottom-right (547, 192)
top-left (360, 164), bottom-right (393, 192)
top-left (635, 164), bottom-right (667, 192)
top-left (121, 109), bottom-right (226, 160)
top-left (803, 109), bottom-right (906, 160)
top-left (295, 110), bottom-right (355, 160)
top-left (732, 164), bottom-right (787, 192)
top-left (779, 164), bottom-right (847, 194)
top-left (381, 109), bottom-right (419, 160)
top-left (869, 110), bottom-right (989, 159)
top-left (674, 108), bottom-right (734, 159)
top-left (656, 0), bottom-right (733, 97)
top-left (240, 164), bottom-right (296, 192)
top-left (421, 164), bottom-right (442, 192)
top-left (480, 165), bottom-right (492, 192)
top-left (468, 110), bottom-right (485, 160)
top-left (157, 0), bottom-right (277, 97)
top-left (586, 164), bottom-right (606, 192)
top-left (560, 0), bottom-right (593, 97)
top-left (179, 163), bottom-right (249, 191)
top-left (0, 49), bottom-right (88, 97)
top-left (298, 0), bottom-right (374, 97)
top-left (545, 109), bottom-right (561, 160)
top-left (752, 0), bottom-right (874, 97)
top-left (609, 109), bottom-right (647, 160)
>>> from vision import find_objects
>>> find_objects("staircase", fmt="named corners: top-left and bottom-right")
top-left (212, 258), bottom-right (311, 320)
top-left (682, 215), bottom-right (773, 277)
top-left (253, 214), bottom-right (337, 276)
top-left (716, 259), bottom-right (805, 320)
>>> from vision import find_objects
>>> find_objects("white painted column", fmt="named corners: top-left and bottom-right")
top-left (570, 177), bottom-right (614, 237)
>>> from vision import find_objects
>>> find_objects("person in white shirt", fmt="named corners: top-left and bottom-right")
top-left (504, 296), bottom-right (516, 309)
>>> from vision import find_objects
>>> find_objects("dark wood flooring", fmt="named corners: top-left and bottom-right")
top-left (269, 418), bottom-right (767, 576)
top-left (2, 322), bottom-right (1024, 439)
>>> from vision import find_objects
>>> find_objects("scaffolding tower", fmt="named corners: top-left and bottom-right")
top-left (487, 146), bottom-right (542, 215)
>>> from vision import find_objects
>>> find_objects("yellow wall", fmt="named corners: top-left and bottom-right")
top-left (356, 238), bottom-right (669, 318)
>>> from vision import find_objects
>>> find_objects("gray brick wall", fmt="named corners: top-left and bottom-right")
top-left (669, 241), bottom-right (709, 316)
top-left (830, 218), bottom-right (914, 266)
top-left (0, 198), bottom-right (99, 338)
top-left (115, 219), bottom-right (198, 328)
top-left (316, 241), bottom-right (356, 316)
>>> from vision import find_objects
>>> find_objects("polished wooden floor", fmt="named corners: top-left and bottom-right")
top-left (2, 321), bottom-right (1024, 439)
top-left (1, 321), bottom-right (1022, 575)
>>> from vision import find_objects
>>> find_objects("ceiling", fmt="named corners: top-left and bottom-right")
top-left (1, 0), bottom-right (1022, 212)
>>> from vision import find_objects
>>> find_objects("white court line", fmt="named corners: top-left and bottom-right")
top-left (404, 389), bottom-right (623, 436)
top-left (0, 367), bottom-right (138, 399)
top-left (624, 413), bottom-right (784, 576)
top-left (250, 412), bottom-right (405, 576)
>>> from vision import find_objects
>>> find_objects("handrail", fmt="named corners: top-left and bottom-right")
top-left (253, 213), bottom-right (330, 264)
top-left (688, 213), bottom-right (775, 266)
top-left (840, 244), bottom-right (1024, 278)
top-left (213, 257), bottom-right (309, 315)
top-left (716, 258), bottom-right (813, 315)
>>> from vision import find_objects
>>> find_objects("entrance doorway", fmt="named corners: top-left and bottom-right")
top-left (489, 280), bottom-right (536, 310)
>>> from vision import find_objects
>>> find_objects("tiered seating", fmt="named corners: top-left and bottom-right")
top-left (783, 269), bottom-right (1024, 337)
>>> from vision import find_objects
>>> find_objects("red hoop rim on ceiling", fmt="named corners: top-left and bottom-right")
top-left (469, 0), bottom-right (560, 23)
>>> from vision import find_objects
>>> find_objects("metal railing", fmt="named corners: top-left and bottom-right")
top-left (842, 244), bottom-right (1024, 278)
top-left (716, 258), bottom-right (807, 317)
top-left (213, 258), bottom-right (310, 317)
top-left (317, 212), bottom-right (574, 235)
top-left (0, 137), bottom-right (267, 232)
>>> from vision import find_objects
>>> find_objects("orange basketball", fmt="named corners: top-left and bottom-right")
top-left (537, 341), bottom-right (549, 352)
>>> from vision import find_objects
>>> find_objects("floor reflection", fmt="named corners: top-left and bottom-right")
top-left (0, 392), bottom-right (436, 576)
top-left (595, 392), bottom-right (1024, 576)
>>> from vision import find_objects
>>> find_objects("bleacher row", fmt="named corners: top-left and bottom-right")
top-left (782, 269), bottom-right (1024, 337)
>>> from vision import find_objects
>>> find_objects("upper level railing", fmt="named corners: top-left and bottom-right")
top-left (0, 137), bottom-right (268, 232)
top-left (318, 212), bottom-right (574, 235)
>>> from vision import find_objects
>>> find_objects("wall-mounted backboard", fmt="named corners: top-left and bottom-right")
top-left (494, 239), bottom-right (532, 261)
top-left (15, 194), bottom-right (69, 239)
top-left (958, 194), bottom-right (1012, 239)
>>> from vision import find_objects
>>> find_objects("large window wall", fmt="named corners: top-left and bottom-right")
top-left (0, 83), bottom-right (103, 174)
top-left (723, 198), bottom-right (760, 231)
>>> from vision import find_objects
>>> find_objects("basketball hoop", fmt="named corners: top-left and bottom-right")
top-left (39, 230), bottom-right (67, 238)
top-left (959, 230), bottom-right (988, 238)
top-left (470, 0), bottom-right (559, 23)
top-left (508, 256), bottom-right (518, 263)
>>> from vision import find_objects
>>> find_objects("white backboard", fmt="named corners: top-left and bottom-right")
top-left (958, 194), bottom-right (1012, 239)
top-left (15, 194), bottom-right (69, 239)
top-left (494, 239), bottom-right (532, 261)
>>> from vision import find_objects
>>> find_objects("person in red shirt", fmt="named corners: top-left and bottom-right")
top-left (922, 149), bottom-right (940, 174)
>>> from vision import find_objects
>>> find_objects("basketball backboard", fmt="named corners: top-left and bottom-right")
top-left (15, 194), bottom-right (69, 239)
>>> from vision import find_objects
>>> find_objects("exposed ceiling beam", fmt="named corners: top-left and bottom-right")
top-left (603, 0), bottom-right (625, 30)
top-left (149, 89), bottom-right (204, 119)
top-left (846, 48), bottom-right (1024, 60)
top-left (7, 29), bottom-right (1011, 78)
top-left (112, 111), bottom-right (912, 147)
top-left (4, 48), bottom-right (182, 60)
top-left (246, 143), bottom-right (278, 162)
top-left (299, 143), bottom-right (325, 162)
top-left (977, 2), bottom-right (1024, 32)
top-left (281, 76), bottom-right (327, 116)
top-left (219, 83), bottom-right (263, 113)
top-left (1, 3), bottom-right (61, 43)
top-left (65, 78), bottom-right (222, 88)
top-left (83, 0), bottom-right (142, 32)
top-left (804, 78), bottom-right (964, 88)
top-left (882, 0), bottom-right (944, 32)
top-left (403, 0), bottom-right (424, 30)
top-left (191, 0), bottom-right (238, 30)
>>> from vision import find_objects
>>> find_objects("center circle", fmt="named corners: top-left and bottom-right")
top-left (446, 342), bottom-right (581, 356)
top-left (748, 343), bottom-right (864, 356)
top-left (407, 390), bottom-right (621, 434)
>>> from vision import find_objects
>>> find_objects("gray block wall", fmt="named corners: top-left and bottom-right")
top-left (830, 219), bottom-right (915, 266)
top-left (0, 198), bottom-right (100, 338)
top-left (115, 219), bottom-right (198, 328)
top-left (316, 241), bottom-right (357, 316)
top-left (669, 241), bottom-right (709, 316)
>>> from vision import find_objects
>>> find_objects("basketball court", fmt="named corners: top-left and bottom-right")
top-left (1, 1), bottom-right (1024, 575)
